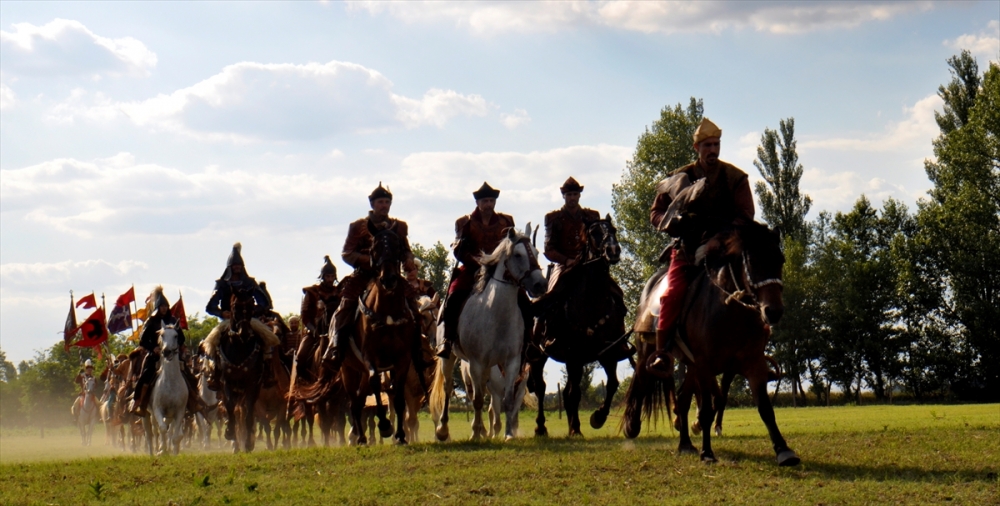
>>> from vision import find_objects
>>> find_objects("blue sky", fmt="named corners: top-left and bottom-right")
top-left (1, 2), bottom-right (998, 388)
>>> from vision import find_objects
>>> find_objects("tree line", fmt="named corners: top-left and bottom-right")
top-left (612, 51), bottom-right (998, 404)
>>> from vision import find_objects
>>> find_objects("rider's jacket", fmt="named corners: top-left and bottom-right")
top-left (206, 275), bottom-right (269, 319)
top-left (543, 206), bottom-right (600, 265)
top-left (138, 311), bottom-right (186, 353)
top-left (74, 371), bottom-right (94, 394)
top-left (342, 212), bottom-right (415, 273)
top-left (301, 282), bottom-right (341, 331)
top-left (650, 160), bottom-right (754, 252)
top-left (453, 208), bottom-right (515, 267)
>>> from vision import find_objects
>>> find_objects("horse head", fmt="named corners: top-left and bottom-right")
top-left (83, 375), bottom-right (96, 395)
top-left (229, 290), bottom-right (257, 340)
top-left (734, 222), bottom-right (785, 325)
top-left (158, 323), bottom-right (181, 361)
top-left (585, 214), bottom-right (622, 265)
top-left (368, 223), bottom-right (404, 292)
top-left (505, 223), bottom-right (548, 297)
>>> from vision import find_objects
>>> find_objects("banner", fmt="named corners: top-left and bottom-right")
top-left (64, 295), bottom-right (78, 353)
top-left (107, 303), bottom-right (132, 334)
top-left (171, 295), bottom-right (188, 330)
top-left (74, 307), bottom-right (109, 348)
top-left (76, 292), bottom-right (97, 309)
top-left (115, 286), bottom-right (136, 308)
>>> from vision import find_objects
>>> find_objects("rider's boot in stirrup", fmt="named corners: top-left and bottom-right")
top-left (646, 328), bottom-right (675, 378)
top-left (436, 293), bottom-right (462, 358)
top-left (130, 384), bottom-right (151, 417)
top-left (323, 328), bottom-right (350, 370)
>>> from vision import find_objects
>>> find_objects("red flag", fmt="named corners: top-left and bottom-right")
top-left (171, 296), bottom-right (188, 330)
top-left (76, 292), bottom-right (97, 309)
top-left (74, 307), bottom-right (109, 348)
top-left (115, 286), bottom-right (135, 308)
top-left (64, 296), bottom-right (78, 352)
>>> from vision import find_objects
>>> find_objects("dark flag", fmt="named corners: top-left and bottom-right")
top-left (107, 303), bottom-right (132, 334)
top-left (74, 307), bottom-right (109, 348)
top-left (64, 295), bottom-right (78, 352)
top-left (171, 295), bottom-right (188, 330)
top-left (76, 292), bottom-right (97, 309)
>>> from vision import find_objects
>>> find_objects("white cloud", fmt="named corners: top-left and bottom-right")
top-left (348, 0), bottom-right (934, 35)
top-left (945, 20), bottom-right (1000, 63)
top-left (0, 82), bottom-right (14, 109)
top-left (0, 18), bottom-right (157, 77)
top-left (501, 108), bottom-right (532, 129)
top-left (800, 94), bottom-right (942, 154)
top-left (48, 60), bottom-right (497, 141)
top-left (0, 259), bottom-right (148, 291)
top-left (799, 168), bottom-right (904, 212)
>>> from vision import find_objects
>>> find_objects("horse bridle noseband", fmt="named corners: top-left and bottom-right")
top-left (715, 251), bottom-right (783, 310)
top-left (500, 239), bottom-right (539, 286)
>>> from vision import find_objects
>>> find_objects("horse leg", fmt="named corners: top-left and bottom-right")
top-left (748, 366), bottom-right (800, 466)
top-left (697, 377), bottom-right (717, 463)
top-left (563, 362), bottom-right (583, 437)
top-left (245, 390), bottom-right (260, 453)
top-left (431, 354), bottom-right (456, 442)
top-left (468, 361), bottom-right (487, 441)
top-left (675, 376), bottom-right (697, 455)
top-left (528, 357), bottom-right (548, 437)
top-left (392, 367), bottom-right (409, 444)
top-left (715, 371), bottom-right (735, 436)
top-left (501, 358), bottom-right (521, 441)
top-left (590, 358), bottom-right (619, 429)
top-left (369, 373), bottom-right (393, 440)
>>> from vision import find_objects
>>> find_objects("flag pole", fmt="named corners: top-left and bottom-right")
top-left (101, 293), bottom-right (111, 361)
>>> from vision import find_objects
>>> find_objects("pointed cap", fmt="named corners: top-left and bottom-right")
top-left (149, 285), bottom-right (170, 317)
top-left (320, 255), bottom-right (337, 279)
top-left (227, 242), bottom-right (245, 267)
top-left (368, 182), bottom-right (393, 203)
top-left (693, 117), bottom-right (722, 145)
top-left (472, 181), bottom-right (500, 200)
top-left (560, 177), bottom-right (584, 194)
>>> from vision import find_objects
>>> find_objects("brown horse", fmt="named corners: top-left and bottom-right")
top-left (218, 291), bottom-right (265, 453)
top-left (528, 216), bottom-right (629, 436)
top-left (623, 221), bottom-right (800, 466)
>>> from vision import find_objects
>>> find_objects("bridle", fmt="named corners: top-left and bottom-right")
top-left (499, 238), bottom-right (540, 286)
top-left (582, 220), bottom-right (619, 266)
top-left (713, 250), bottom-right (783, 311)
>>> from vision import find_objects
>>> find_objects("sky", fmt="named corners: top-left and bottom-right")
top-left (1, 1), bottom-right (998, 388)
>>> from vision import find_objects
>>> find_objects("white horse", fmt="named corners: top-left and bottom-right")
top-left (195, 356), bottom-right (223, 449)
top-left (149, 324), bottom-right (189, 455)
top-left (99, 368), bottom-right (120, 447)
top-left (71, 375), bottom-right (98, 446)
top-left (430, 224), bottom-right (547, 441)
top-left (460, 361), bottom-right (528, 438)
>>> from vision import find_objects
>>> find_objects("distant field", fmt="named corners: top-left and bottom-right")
top-left (1, 404), bottom-right (997, 505)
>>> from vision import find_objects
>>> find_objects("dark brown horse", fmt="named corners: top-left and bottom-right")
top-left (218, 290), bottom-right (265, 452)
top-left (528, 216), bottom-right (630, 436)
top-left (342, 226), bottom-right (418, 445)
top-left (623, 221), bottom-right (800, 466)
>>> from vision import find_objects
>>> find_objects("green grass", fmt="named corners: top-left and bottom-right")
top-left (1, 404), bottom-right (997, 505)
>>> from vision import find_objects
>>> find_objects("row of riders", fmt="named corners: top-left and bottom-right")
top-left (73, 117), bottom-right (799, 465)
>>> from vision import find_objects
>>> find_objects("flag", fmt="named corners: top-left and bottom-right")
top-left (115, 286), bottom-right (135, 308)
top-left (171, 295), bottom-right (188, 330)
top-left (129, 322), bottom-right (143, 343)
top-left (64, 296), bottom-right (78, 352)
top-left (76, 292), bottom-right (97, 309)
top-left (133, 307), bottom-right (148, 321)
top-left (74, 307), bottom-right (109, 348)
top-left (107, 303), bottom-right (132, 334)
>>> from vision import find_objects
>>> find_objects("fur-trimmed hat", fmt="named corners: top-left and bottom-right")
top-left (319, 255), bottom-right (337, 280)
top-left (560, 177), bottom-right (584, 194)
top-left (472, 181), bottom-right (500, 200)
top-left (693, 117), bottom-right (722, 145)
top-left (368, 182), bottom-right (393, 203)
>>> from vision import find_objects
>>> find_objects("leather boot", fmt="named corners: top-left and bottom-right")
top-left (323, 326), bottom-right (351, 370)
top-left (435, 293), bottom-right (461, 358)
top-left (129, 384), bottom-right (150, 417)
top-left (646, 328), bottom-right (675, 378)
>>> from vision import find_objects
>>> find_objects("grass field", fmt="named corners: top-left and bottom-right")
top-left (1, 404), bottom-right (997, 505)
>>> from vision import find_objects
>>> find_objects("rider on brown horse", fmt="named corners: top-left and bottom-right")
top-left (296, 255), bottom-right (341, 364)
top-left (323, 183), bottom-right (427, 375)
top-left (436, 181), bottom-right (531, 358)
top-left (534, 177), bottom-right (627, 357)
top-left (129, 286), bottom-right (205, 416)
top-left (646, 118), bottom-right (756, 375)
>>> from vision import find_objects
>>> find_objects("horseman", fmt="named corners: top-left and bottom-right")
top-left (204, 243), bottom-right (282, 389)
top-left (296, 255), bottom-right (341, 361)
top-left (128, 287), bottom-right (204, 416)
top-left (534, 177), bottom-right (626, 354)
top-left (436, 182), bottom-right (531, 358)
top-left (323, 183), bottom-right (426, 374)
top-left (74, 359), bottom-right (96, 398)
top-left (407, 259), bottom-right (437, 299)
top-left (646, 117), bottom-right (755, 375)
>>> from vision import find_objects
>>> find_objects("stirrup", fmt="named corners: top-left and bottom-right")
top-left (646, 352), bottom-right (673, 379)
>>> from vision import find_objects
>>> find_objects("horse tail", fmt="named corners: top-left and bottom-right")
top-left (429, 356), bottom-right (447, 422)
top-left (288, 362), bottom-right (336, 404)
top-left (620, 337), bottom-right (672, 436)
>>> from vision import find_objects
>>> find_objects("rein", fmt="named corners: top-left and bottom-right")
top-left (358, 294), bottom-right (412, 329)
top-left (711, 251), bottom-right (783, 312)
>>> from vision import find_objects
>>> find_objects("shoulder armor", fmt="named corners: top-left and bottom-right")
top-left (544, 210), bottom-right (561, 225)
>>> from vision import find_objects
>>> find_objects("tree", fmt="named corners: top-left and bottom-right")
top-left (611, 98), bottom-right (703, 314)
top-left (184, 313), bottom-right (221, 351)
top-left (753, 118), bottom-right (813, 242)
top-left (0, 349), bottom-right (16, 383)
top-left (914, 53), bottom-right (1000, 400)
top-left (412, 241), bottom-right (455, 297)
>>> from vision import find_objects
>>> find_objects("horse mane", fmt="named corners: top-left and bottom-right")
top-left (473, 231), bottom-right (528, 293)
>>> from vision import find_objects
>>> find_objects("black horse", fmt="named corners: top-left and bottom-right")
top-left (218, 290), bottom-right (265, 453)
top-left (527, 215), bottom-right (631, 436)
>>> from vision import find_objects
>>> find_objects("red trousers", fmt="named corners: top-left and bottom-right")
top-left (657, 249), bottom-right (690, 331)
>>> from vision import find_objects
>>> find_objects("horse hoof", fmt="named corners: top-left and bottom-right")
top-left (394, 436), bottom-right (408, 446)
top-left (377, 420), bottom-right (393, 439)
top-left (715, 425), bottom-right (723, 437)
top-left (590, 410), bottom-right (608, 429)
top-left (568, 430), bottom-right (584, 439)
top-left (701, 451), bottom-right (717, 464)
top-left (505, 434), bottom-right (515, 442)
top-left (691, 421), bottom-right (702, 436)
top-left (534, 427), bottom-right (548, 438)
top-left (777, 449), bottom-right (801, 467)
top-left (677, 443), bottom-right (698, 455)
top-left (435, 427), bottom-right (450, 442)
top-left (623, 419), bottom-right (640, 439)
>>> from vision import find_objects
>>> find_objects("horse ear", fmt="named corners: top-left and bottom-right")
top-left (532, 224), bottom-right (539, 248)
top-left (160, 321), bottom-right (166, 330)
top-left (605, 213), bottom-right (613, 224)
top-left (523, 222), bottom-right (531, 238)
top-left (507, 227), bottom-right (517, 241)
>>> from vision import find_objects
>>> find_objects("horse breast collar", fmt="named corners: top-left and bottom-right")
top-left (357, 295), bottom-right (412, 329)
